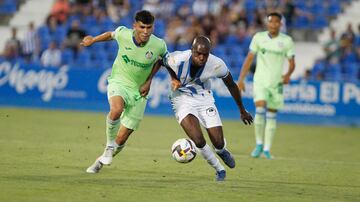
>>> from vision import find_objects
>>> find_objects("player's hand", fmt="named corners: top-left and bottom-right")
top-left (139, 81), bottom-right (151, 97)
top-left (171, 78), bottom-right (181, 91)
top-left (80, 36), bottom-right (94, 47)
top-left (282, 74), bottom-right (291, 84)
top-left (237, 80), bottom-right (246, 92)
top-left (240, 109), bottom-right (253, 125)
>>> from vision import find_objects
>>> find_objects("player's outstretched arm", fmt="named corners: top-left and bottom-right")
top-left (163, 64), bottom-right (181, 91)
top-left (282, 57), bottom-right (295, 84)
top-left (237, 52), bottom-right (255, 92)
top-left (222, 72), bottom-right (253, 125)
top-left (80, 31), bottom-right (113, 47)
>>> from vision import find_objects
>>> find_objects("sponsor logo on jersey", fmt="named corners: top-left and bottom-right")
top-left (125, 47), bottom-right (132, 50)
top-left (121, 55), bottom-right (153, 68)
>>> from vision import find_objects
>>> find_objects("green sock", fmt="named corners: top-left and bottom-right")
top-left (254, 107), bottom-right (266, 145)
top-left (264, 112), bottom-right (277, 151)
top-left (106, 116), bottom-right (120, 147)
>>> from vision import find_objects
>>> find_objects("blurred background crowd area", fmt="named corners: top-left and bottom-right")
top-left (0, 0), bottom-right (359, 82)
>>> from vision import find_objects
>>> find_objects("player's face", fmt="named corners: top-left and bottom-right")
top-left (267, 15), bottom-right (281, 35)
top-left (133, 21), bottom-right (154, 43)
top-left (192, 45), bottom-right (210, 67)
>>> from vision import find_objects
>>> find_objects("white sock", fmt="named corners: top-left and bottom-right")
top-left (197, 144), bottom-right (225, 172)
top-left (254, 107), bottom-right (266, 145)
top-left (106, 116), bottom-right (120, 147)
top-left (264, 111), bottom-right (277, 151)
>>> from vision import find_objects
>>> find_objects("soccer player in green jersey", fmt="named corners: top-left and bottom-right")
top-left (80, 10), bottom-right (168, 173)
top-left (237, 12), bottom-right (295, 159)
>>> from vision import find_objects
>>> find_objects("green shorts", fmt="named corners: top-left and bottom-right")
top-left (107, 82), bottom-right (147, 130)
top-left (253, 82), bottom-right (284, 110)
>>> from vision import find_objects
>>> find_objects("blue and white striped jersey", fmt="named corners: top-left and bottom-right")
top-left (164, 50), bottom-right (229, 96)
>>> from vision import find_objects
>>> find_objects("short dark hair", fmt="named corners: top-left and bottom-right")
top-left (135, 10), bottom-right (155, 24)
top-left (267, 12), bottom-right (282, 21)
top-left (192, 35), bottom-right (212, 50)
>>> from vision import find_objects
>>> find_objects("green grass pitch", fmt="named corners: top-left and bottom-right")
top-left (0, 107), bottom-right (359, 201)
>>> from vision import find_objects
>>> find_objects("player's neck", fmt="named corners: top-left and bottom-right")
top-left (268, 31), bottom-right (279, 39)
top-left (132, 34), bottom-right (148, 47)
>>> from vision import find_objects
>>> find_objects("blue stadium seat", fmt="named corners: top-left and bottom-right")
top-left (212, 45), bottom-right (227, 56)
top-left (343, 63), bottom-right (359, 82)
top-left (328, 0), bottom-right (342, 17)
top-left (245, 0), bottom-right (257, 11)
top-left (342, 50), bottom-right (358, 64)
top-left (311, 14), bottom-right (328, 29)
top-left (92, 50), bottom-right (110, 68)
top-left (325, 63), bottom-right (342, 81)
top-left (53, 26), bottom-right (67, 46)
top-left (61, 48), bottom-right (74, 65)
top-left (309, 0), bottom-right (325, 15)
top-left (154, 19), bottom-right (166, 38)
top-left (311, 60), bottom-right (326, 79)
top-left (177, 43), bottom-right (190, 51)
top-left (0, 0), bottom-right (17, 14)
top-left (229, 46), bottom-right (244, 58)
top-left (73, 49), bottom-right (91, 68)
top-left (293, 15), bottom-right (310, 29)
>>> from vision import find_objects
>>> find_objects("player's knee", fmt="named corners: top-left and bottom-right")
top-left (212, 140), bottom-right (225, 150)
top-left (109, 106), bottom-right (123, 120)
top-left (192, 137), bottom-right (206, 148)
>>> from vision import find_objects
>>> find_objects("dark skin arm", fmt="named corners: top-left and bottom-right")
top-left (139, 60), bottom-right (181, 97)
top-left (222, 72), bottom-right (253, 125)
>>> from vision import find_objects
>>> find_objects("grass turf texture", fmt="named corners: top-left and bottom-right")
top-left (0, 108), bottom-right (359, 202)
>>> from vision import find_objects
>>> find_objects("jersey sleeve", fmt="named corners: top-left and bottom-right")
top-left (159, 40), bottom-right (168, 59)
top-left (249, 33), bottom-right (259, 54)
top-left (112, 26), bottom-right (126, 43)
top-left (214, 58), bottom-right (230, 78)
top-left (163, 51), bottom-right (182, 71)
top-left (286, 37), bottom-right (295, 59)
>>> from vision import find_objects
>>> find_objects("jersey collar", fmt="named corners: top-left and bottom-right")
top-left (132, 32), bottom-right (149, 47)
top-left (267, 31), bottom-right (279, 39)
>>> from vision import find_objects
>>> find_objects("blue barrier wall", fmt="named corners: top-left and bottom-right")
top-left (0, 61), bottom-right (359, 127)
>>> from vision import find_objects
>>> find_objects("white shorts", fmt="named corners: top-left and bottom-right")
top-left (170, 93), bottom-right (222, 128)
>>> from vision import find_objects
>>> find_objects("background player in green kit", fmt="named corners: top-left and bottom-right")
top-left (237, 12), bottom-right (295, 159)
top-left (80, 10), bottom-right (168, 173)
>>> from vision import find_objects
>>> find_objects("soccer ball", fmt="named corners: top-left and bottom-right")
top-left (171, 138), bottom-right (197, 163)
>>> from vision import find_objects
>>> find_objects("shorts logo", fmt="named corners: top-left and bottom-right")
top-left (206, 107), bottom-right (216, 117)
top-left (145, 51), bottom-right (153, 60)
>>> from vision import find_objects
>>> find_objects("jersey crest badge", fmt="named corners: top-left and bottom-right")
top-left (278, 42), bottom-right (284, 48)
top-left (145, 51), bottom-right (153, 60)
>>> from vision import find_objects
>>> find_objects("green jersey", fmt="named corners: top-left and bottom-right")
top-left (250, 31), bottom-right (294, 88)
top-left (108, 26), bottom-right (168, 90)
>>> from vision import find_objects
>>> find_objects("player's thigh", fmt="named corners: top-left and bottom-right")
top-left (171, 98), bottom-right (199, 125)
top-left (109, 96), bottom-right (125, 113)
top-left (253, 83), bottom-right (268, 107)
top-left (107, 82), bottom-right (131, 109)
top-left (121, 97), bottom-right (147, 131)
top-left (267, 85), bottom-right (284, 110)
top-left (206, 126), bottom-right (225, 149)
top-left (197, 103), bottom-right (223, 128)
top-left (180, 114), bottom-right (206, 148)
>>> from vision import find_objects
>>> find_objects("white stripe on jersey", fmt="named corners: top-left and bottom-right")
top-left (164, 50), bottom-right (229, 96)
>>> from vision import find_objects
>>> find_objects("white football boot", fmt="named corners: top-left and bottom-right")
top-left (98, 146), bottom-right (115, 165)
top-left (86, 158), bottom-right (103, 173)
